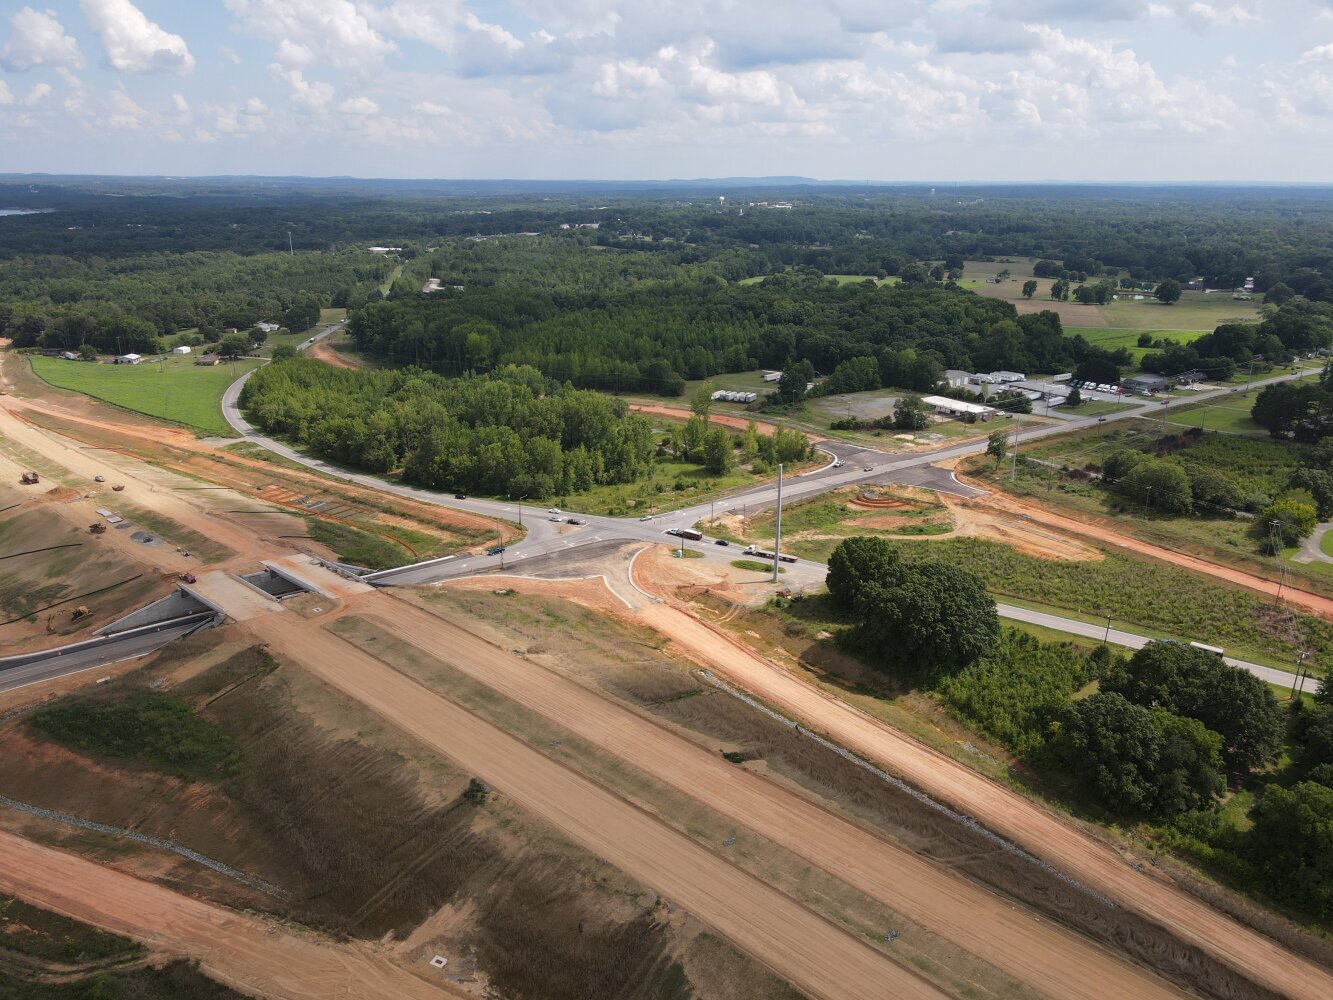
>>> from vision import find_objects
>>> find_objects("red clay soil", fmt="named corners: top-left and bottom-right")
top-left (625, 588), bottom-right (1333, 1000)
top-left (368, 594), bottom-right (1191, 1000)
top-left (305, 338), bottom-right (361, 370)
top-left (0, 830), bottom-right (457, 1000)
top-left (956, 470), bottom-right (1333, 618)
top-left (249, 611), bottom-right (946, 1000)
top-left (629, 402), bottom-right (826, 442)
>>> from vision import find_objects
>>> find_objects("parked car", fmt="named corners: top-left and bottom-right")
top-left (94, 475), bottom-right (106, 483)
top-left (863, 465), bottom-right (874, 472)
top-left (487, 545), bottom-right (505, 556)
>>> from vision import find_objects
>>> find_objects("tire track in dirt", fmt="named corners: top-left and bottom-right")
top-left (246, 615), bottom-right (947, 1000)
top-left (628, 595), bottom-right (1333, 1000)
top-left (0, 829), bottom-right (455, 1000)
top-left (361, 597), bottom-right (1189, 1000)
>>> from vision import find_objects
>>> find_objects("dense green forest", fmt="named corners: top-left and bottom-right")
top-left (348, 251), bottom-right (1111, 394)
top-left (241, 360), bottom-right (661, 497)
top-left (0, 250), bottom-right (390, 352)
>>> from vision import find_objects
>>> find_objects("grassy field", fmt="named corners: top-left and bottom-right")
top-left (1098, 294), bottom-right (1261, 331)
top-left (561, 459), bottom-right (765, 517)
top-left (1054, 400), bottom-right (1138, 418)
top-left (29, 353), bottom-right (261, 436)
top-left (736, 272), bottom-right (897, 286)
top-left (1162, 398), bottom-right (1266, 435)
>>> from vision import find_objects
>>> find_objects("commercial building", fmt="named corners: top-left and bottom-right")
top-left (921, 395), bottom-right (997, 421)
top-left (942, 369), bottom-right (973, 389)
top-left (1123, 373), bottom-right (1171, 394)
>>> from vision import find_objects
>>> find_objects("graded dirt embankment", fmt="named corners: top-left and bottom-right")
top-left (363, 596), bottom-right (1188, 1000)
top-left (0, 829), bottom-right (454, 1000)
top-left (957, 470), bottom-right (1333, 618)
top-left (629, 595), bottom-right (1333, 1000)
top-left (247, 614), bottom-right (945, 1000)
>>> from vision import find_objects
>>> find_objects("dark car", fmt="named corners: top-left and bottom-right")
top-left (714, 538), bottom-right (730, 546)
top-left (487, 545), bottom-right (505, 555)
top-left (566, 517), bottom-right (585, 525)
top-left (455, 494), bottom-right (468, 500)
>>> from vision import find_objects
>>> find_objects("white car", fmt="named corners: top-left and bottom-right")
top-left (548, 507), bottom-right (561, 514)
top-left (639, 514), bottom-right (654, 521)
top-left (833, 460), bottom-right (844, 468)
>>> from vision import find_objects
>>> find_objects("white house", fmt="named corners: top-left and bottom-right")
top-left (115, 353), bottom-right (141, 365)
top-left (173, 345), bottom-right (192, 355)
top-left (256, 321), bottom-right (281, 334)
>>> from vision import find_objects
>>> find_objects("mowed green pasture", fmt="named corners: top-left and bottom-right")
top-left (1162, 398), bottom-right (1265, 435)
top-left (1098, 293), bottom-right (1261, 331)
top-left (1065, 327), bottom-right (1209, 352)
top-left (28, 354), bottom-right (261, 436)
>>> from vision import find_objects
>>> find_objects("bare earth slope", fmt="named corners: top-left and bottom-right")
top-left (248, 613), bottom-right (945, 1000)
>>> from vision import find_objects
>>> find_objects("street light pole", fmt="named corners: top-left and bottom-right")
top-left (772, 462), bottom-right (784, 584)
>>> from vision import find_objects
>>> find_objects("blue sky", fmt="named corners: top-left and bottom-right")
top-left (0, 0), bottom-right (1331, 181)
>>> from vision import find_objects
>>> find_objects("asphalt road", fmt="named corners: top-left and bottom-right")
top-left (219, 353), bottom-right (1321, 688)
top-left (0, 614), bottom-right (215, 694)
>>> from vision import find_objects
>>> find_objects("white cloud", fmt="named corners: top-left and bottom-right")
top-left (0, 80), bottom-right (12, 105)
top-left (337, 95), bottom-right (379, 114)
top-left (1301, 43), bottom-right (1333, 63)
top-left (81, 0), bottom-right (194, 73)
top-left (105, 86), bottom-right (147, 127)
top-left (244, 97), bottom-right (268, 115)
top-left (269, 63), bottom-right (336, 111)
top-left (225, 0), bottom-right (396, 71)
top-left (172, 92), bottom-right (189, 112)
top-left (219, 45), bottom-right (242, 64)
top-left (22, 81), bottom-right (51, 105)
top-left (1, 6), bottom-right (84, 71)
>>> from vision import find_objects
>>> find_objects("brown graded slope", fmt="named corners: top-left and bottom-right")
top-left (246, 614), bottom-right (944, 1000)
top-left (359, 596), bottom-right (1189, 1000)
top-left (632, 598), bottom-right (1333, 1000)
top-left (0, 829), bottom-right (454, 1000)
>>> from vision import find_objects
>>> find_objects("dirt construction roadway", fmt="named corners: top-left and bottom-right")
top-left (629, 594), bottom-right (1333, 1000)
top-left (246, 613), bottom-right (945, 1000)
top-left (0, 829), bottom-right (458, 1000)
top-left (357, 597), bottom-right (1189, 1000)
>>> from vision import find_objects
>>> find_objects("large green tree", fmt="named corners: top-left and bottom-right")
top-left (826, 536), bottom-right (900, 610)
top-left (1102, 641), bottom-right (1284, 772)
top-left (1154, 279), bottom-right (1182, 304)
top-left (855, 562), bottom-right (998, 671)
top-left (1057, 692), bottom-right (1224, 817)
top-left (1248, 781), bottom-right (1333, 921)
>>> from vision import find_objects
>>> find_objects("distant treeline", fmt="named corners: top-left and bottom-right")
top-left (2, 180), bottom-right (1331, 295)
top-left (0, 250), bottom-right (390, 350)
top-left (240, 360), bottom-right (660, 498)
top-left (348, 260), bottom-right (1120, 395)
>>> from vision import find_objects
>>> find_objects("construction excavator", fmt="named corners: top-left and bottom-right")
top-left (46, 606), bottom-right (91, 633)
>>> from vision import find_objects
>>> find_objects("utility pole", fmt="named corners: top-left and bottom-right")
top-left (1009, 417), bottom-right (1019, 482)
top-left (1291, 651), bottom-right (1310, 700)
top-left (1104, 614), bottom-right (1112, 644)
top-left (496, 518), bottom-right (505, 570)
top-left (772, 462), bottom-right (784, 584)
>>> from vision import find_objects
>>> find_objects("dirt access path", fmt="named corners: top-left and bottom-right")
top-left (363, 595), bottom-right (1188, 1000)
top-left (958, 471), bottom-right (1333, 618)
top-left (247, 612), bottom-right (946, 1000)
top-left (627, 580), bottom-right (1333, 1000)
top-left (0, 829), bottom-right (456, 1000)
top-left (629, 402), bottom-right (827, 443)
top-left (306, 337), bottom-right (361, 370)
